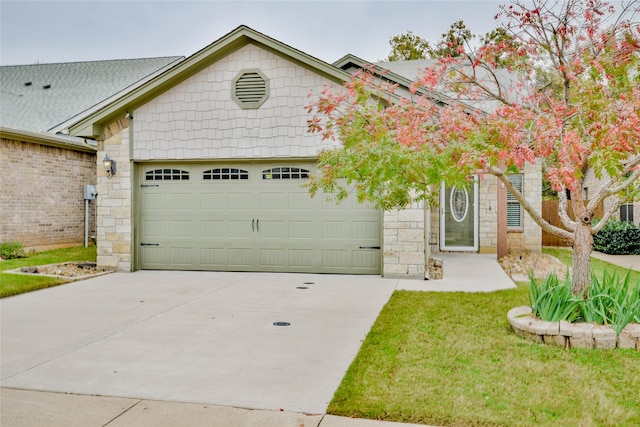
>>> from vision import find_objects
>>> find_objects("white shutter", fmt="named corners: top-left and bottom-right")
top-left (507, 174), bottom-right (523, 228)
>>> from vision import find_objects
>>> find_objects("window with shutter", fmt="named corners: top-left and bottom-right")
top-left (507, 174), bottom-right (523, 230)
top-left (232, 69), bottom-right (269, 109)
top-left (620, 204), bottom-right (634, 223)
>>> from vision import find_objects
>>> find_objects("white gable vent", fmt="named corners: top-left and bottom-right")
top-left (232, 69), bottom-right (269, 109)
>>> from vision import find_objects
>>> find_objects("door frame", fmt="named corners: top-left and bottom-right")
top-left (439, 178), bottom-right (479, 251)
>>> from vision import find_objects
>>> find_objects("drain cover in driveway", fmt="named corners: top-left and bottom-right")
top-left (273, 322), bottom-right (291, 327)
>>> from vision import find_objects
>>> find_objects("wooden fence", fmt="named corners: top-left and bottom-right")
top-left (542, 200), bottom-right (604, 247)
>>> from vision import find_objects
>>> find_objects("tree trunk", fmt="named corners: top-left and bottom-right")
top-left (572, 221), bottom-right (593, 298)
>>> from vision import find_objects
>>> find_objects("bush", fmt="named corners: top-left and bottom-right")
top-left (0, 241), bottom-right (25, 260)
top-left (529, 271), bottom-right (640, 335)
top-left (593, 218), bottom-right (640, 255)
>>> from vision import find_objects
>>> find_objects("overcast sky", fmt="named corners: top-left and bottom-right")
top-left (0, 0), bottom-right (521, 66)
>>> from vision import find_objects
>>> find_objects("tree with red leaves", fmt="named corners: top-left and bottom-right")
top-left (307, 0), bottom-right (640, 297)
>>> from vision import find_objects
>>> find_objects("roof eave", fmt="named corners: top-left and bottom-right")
top-left (1, 126), bottom-right (98, 153)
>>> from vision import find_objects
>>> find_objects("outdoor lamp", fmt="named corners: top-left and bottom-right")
top-left (103, 154), bottom-right (116, 178)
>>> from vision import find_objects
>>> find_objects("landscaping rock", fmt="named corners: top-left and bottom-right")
top-left (617, 332), bottom-right (636, 349)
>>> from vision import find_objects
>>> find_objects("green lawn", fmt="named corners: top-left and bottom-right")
top-left (329, 251), bottom-right (640, 427)
top-left (542, 247), bottom-right (640, 283)
top-left (0, 246), bottom-right (97, 298)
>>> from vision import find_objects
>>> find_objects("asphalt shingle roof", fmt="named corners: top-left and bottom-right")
top-left (0, 56), bottom-right (183, 132)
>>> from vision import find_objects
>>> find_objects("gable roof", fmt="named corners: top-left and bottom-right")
top-left (68, 25), bottom-right (354, 139)
top-left (0, 56), bottom-right (183, 133)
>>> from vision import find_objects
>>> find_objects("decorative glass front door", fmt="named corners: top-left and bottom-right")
top-left (440, 178), bottom-right (478, 251)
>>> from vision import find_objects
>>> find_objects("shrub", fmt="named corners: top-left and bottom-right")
top-left (0, 241), bottom-right (26, 260)
top-left (529, 271), bottom-right (640, 335)
top-left (593, 218), bottom-right (640, 255)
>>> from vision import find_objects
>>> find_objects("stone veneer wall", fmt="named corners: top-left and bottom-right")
top-left (506, 160), bottom-right (543, 253)
top-left (0, 137), bottom-right (96, 250)
top-left (430, 162), bottom-right (542, 254)
top-left (383, 202), bottom-right (428, 279)
top-left (96, 117), bottom-right (132, 271)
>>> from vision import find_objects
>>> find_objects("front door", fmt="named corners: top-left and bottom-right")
top-left (440, 178), bottom-right (478, 251)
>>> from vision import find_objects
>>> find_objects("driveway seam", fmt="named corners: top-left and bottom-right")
top-left (102, 398), bottom-right (144, 426)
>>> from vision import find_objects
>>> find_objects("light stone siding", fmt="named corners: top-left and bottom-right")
top-left (508, 161), bottom-right (543, 253)
top-left (132, 44), bottom-right (338, 161)
top-left (0, 137), bottom-right (96, 250)
top-left (478, 175), bottom-right (498, 253)
top-left (430, 163), bottom-right (542, 254)
top-left (383, 202), bottom-right (427, 279)
top-left (96, 117), bottom-right (132, 271)
top-left (582, 168), bottom-right (639, 226)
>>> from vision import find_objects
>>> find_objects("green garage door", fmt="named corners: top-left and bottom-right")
top-left (138, 163), bottom-right (381, 274)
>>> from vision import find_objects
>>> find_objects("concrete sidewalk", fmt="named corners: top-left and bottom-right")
top-left (1, 388), bottom-right (430, 427)
top-left (591, 251), bottom-right (640, 272)
top-left (1, 254), bottom-right (511, 426)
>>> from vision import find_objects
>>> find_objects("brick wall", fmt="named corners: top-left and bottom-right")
top-left (0, 138), bottom-right (96, 250)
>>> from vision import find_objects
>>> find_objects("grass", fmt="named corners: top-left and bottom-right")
top-left (329, 253), bottom-right (640, 427)
top-left (0, 245), bottom-right (97, 298)
top-left (542, 247), bottom-right (640, 284)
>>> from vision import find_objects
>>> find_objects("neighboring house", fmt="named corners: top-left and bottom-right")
top-left (60, 25), bottom-right (542, 279)
top-left (0, 57), bottom-right (182, 250)
top-left (582, 169), bottom-right (639, 226)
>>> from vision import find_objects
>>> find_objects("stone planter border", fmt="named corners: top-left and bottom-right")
top-left (507, 306), bottom-right (640, 350)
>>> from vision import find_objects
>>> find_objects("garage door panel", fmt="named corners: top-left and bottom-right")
top-left (260, 249), bottom-right (286, 267)
top-left (288, 250), bottom-right (314, 268)
top-left (227, 220), bottom-right (253, 238)
top-left (200, 248), bottom-right (227, 268)
top-left (227, 192), bottom-right (253, 210)
top-left (287, 221), bottom-right (313, 239)
top-left (169, 220), bottom-right (194, 237)
top-left (352, 221), bottom-right (380, 240)
top-left (142, 193), bottom-right (165, 211)
top-left (258, 220), bottom-right (286, 238)
top-left (140, 246), bottom-right (167, 268)
top-left (352, 250), bottom-right (380, 270)
top-left (200, 220), bottom-right (226, 238)
top-left (227, 248), bottom-right (254, 268)
top-left (259, 192), bottom-right (287, 210)
top-left (139, 162), bottom-right (381, 274)
top-left (200, 192), bottom-right (227, 210)
top-left (170, 247), bottom-right (195, 267)
top-left (322, 221), bottom-right (348, 239)
top-left (169, 193), bottom-right (195, 211)
top-left (141, 219), bottom-right (167, 238)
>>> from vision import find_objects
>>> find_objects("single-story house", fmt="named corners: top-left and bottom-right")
top-left (3, 25), bottom-right (542, 277)
top-left (0, 57), bottom-right (182, 250)
top-left (55, 25), bottom-right (542, 278)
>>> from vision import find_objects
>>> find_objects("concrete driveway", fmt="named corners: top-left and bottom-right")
top-left (1, 271), bottom-right (397, 414)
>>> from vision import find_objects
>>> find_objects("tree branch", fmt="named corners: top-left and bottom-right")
top-left (490, 165), bottom-right (573, 242)
top-left (591, 194), bottom-right (630, 234)
top-left (557, 185), bottom-right (577, 230)
top-left (587, 155), bottom-right (640, 212)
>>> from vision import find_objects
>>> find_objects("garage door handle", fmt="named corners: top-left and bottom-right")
top-left (359, 246), bottom-right (381, 249)
top-left (252, 219), bottom-right (255, 232)
top-left (141, 243), bottom-right (159, 247)
top-left (256, 219), bottom-right (259, 232)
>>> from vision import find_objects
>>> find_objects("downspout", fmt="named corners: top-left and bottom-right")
top-left (127, 112), bottom-right (136, 271)
top-left (424, 188), bottom-right (431, 279)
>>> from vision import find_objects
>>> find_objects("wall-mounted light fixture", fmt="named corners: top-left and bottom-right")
top-left (103, 154), bottom-right (116, 178)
